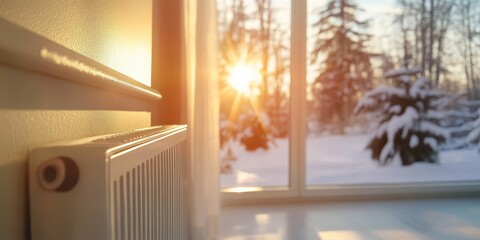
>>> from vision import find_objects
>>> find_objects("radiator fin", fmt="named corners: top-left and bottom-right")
top-left (112, 141), bottom-right (187, 240)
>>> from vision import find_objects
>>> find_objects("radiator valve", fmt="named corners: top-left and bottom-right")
top-left (37, 157), bottom-right (79, 192)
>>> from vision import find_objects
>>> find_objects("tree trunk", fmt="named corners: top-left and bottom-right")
top-left (466, 2), bottom-right (478, 99)
top-left (421, 0), bottom-right (427, 74)
top-left (428, 0), bottom-right (435, 82)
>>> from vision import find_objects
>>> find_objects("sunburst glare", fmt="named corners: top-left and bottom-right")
top-left (227, 61), bottom-right (261, 96)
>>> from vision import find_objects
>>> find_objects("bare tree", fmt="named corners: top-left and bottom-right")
top-left (457, 0), bottom-right (480, 99)
top-left (433, 0), bottom-right (453, 87)
top-left (394, 0), bottom-right (454, 89)
top-left (254, 0), bottom-right (273, 110)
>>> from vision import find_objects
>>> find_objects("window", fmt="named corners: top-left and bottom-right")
top-left (218, 0), bottom-right (480, 200)
top-left (217, 0), bottom-right (291, 191)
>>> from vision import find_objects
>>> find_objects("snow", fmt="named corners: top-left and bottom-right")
top-left (221, 134), bottom-right (480, 188)
top-left (462, 100), bottom-right (480, 107)
top-left (408, 77), bottom-right (443, 101)
top-left (354, 85), bottom-right (406, 113)
top-left (420, 121), bottom-right (450, 139)
top-left (424, 137), bottom-right (438, 150)
top-left (409, 135), bottom-right (419, 148)
top-left (242, 127), bottom-right (253, 138)
top-left (260, 112), bottom-right (271, 125)
top-left (467, 128), bottom-right (480, 143)
top-left (426, 110), bottom-right (477, 120)
top-left (221, 139), bottom-right (289, 188)
top-left (409, 77), bottom-right (427, 98)
top-left (383, 66), bottom-right (422, 79)
top-left (467, 113), bottom-right (480, 143)
top-left (374, 106), bottom-right (418, 162)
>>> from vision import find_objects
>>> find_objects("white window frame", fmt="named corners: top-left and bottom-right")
top-left (221, 0), bottom-right (480, 204)
top-left (221, 0), bottom-right (306, 203)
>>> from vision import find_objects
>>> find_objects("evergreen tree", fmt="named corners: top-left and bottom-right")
top-left (466, 109), bottom-right (480, 148)
top-left (433, 94), bottom-right (478, 150)
top-left (355, 67), bottom-right (449, 166)
top-left (311, 0), bottom-right (373, 133)
top-left (237, 111), bottom-right (273, 151)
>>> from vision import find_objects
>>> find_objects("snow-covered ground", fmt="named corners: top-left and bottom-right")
top-left (220, 134), bottom-right (480, 188)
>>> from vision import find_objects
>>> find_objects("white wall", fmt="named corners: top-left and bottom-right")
top-left (0, 0), bottom-right (152, 86)
top-left (0, 1), bottom-right (153, 239)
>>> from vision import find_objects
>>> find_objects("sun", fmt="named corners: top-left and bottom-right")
top-left (227, 62), bottom-right (261, 95)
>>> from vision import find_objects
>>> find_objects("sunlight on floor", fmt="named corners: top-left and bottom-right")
top-left (222, 187), bottom-right (264, 193)
top-left (317, 230), bottom-right (364, 240)
top-left (373, 230), bottom-right (427, 240)
top-left (444, 226), bottom-right (480, 238)
top-left (222, 233), bottom-right (283, 240)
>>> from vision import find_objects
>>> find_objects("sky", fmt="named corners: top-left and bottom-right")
top-left (266, 0), bottom-right (401, 80)
top-left (217, 0), bottom-right (400, 54)
top-left (217, 0), bottom-right (403, 91)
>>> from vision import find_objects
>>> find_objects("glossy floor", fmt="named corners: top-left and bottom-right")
top-left (220, 197), bottom-right (480, 240)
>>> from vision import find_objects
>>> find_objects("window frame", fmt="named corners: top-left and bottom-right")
top-left (221, 0), bottom-right (480, 205)
top-left (221, 0), bottom-right (306, 203)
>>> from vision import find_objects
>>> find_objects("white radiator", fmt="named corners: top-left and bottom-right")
top-left (29, 125), bottom-right (188, 240)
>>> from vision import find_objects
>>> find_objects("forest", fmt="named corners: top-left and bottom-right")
top-left (217, 0), bottom-right (480, 186)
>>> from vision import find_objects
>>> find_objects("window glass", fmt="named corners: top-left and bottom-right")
top-left (217, 0), bottom-right (292, 189)
top-left (306, 0), bottom-right (480, 186)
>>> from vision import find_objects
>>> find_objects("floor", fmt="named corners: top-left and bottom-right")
top-left (219, 197), bottom-right (480, 240)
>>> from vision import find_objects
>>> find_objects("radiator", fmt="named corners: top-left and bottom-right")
top-left (29, 125), bottom-right (188, 240)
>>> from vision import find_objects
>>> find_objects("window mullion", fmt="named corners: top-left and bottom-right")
top-left (290, 0), bottom-right (307, 197)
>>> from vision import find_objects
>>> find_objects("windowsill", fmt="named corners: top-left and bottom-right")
top-left (220, 196), bottom-right (480, 240)
top-left (221, 181), bottom-right (480, 206)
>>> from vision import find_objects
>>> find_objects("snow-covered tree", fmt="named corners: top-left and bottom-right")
top-left (311, 0), bottom-right (373, 133)
top-left (355, 67), bottom-right (449, 166)
top-left (237, 111), bottom-right (274, 151)
top-left (433, 95), bottom-right (479, 150)
top-left (466, 109), bottom-right (480, 147)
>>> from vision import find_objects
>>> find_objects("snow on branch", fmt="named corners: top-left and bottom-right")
top-left (384, 66), bottom-right (422, 79)
top-left (426, 110), bottom-right (478, 120)
top-left (420, 121), bottom-right (450, 140)
top-left (354, 85), bottom-right (406, 113)
top-left (377, 107), bottom-right (419, 163)
top-left (467, 109), bottom-right (480, 144)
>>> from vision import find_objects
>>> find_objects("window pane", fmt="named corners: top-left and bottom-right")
top-left (217, 0), bottom-right (291, 189)
top-left (306, 0), bottom-right (480, 185)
